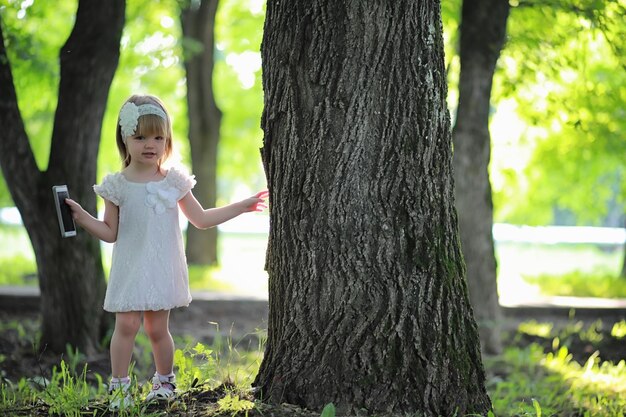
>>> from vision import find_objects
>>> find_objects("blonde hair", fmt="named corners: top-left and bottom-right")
top-left (116, 94), bottom-right (173, 168)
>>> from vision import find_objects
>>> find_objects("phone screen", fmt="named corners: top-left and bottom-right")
top-left (56, 190), bottom-right (76, 233)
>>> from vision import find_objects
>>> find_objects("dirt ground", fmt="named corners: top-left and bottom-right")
top-left (0, 308), bottom-right (624, 417)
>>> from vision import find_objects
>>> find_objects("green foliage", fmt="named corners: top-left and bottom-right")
top-left (320, 403), bottom-right (336, 417)
top-left (491, 319), bottom-right (626, 415)
top-left (543, 347), bottom-right (625, 416)
top-left (0, 318), bottom-right (41, 352)
top-left (64, 344), bottom-right (87, 376)
top-left (532, 398), bottom-right (542, 417)
top-left (3, 258), bottom-right (241, 291)
top-left (0, 378), bottom-right (37, 413)
top-left (611, 320), bottom-right (626, 339)
top-left (1, 322), bottom-right (625, 416)
top-left (204, 324), bottom-right (265, 389)
top-left (1, 0), bottom-right (267, 209)
top-left (3, 0), bottom-right (625, 230)
top-left (0, 222), bottom-right (262, 293)
top-left (492, 1), bottom-right (626, 226)
top-left (517, 318), bottom-right (606, 347)
top-left (0, 176), bottom-right (11, 208)
top-left (217, 393), bottom-right (255, 417)
top-left (0, 335), bottom-right (263, 415)
top-left (495, 241), bottom-right (622, 299)
top-left (524, 269), bottom-right (626, 298)
top-left (486, 343), bottom-right (626, 416)
top-left (441, 0), bottom-right (461, 111)
top-left (518, 320), bottom-right (554, 338)
top-left (213, 0), bottom-right (267, 197)
top-left (0, 254), bottom-right (36, 286)
top-left (0, 223), bottom-right (33, 258)
top-left (40, 361), bottom-right (95, 417)
top-left (99, 0), bottom-right (189, 179)
top-left (0, 0), bottom-right (77, 177)
top-left (101, 0), bottom-right (268, 200)
top-left (174, 342), bottom-right (218, 390)
top-left (0, 0), bottom-right (89, 208)
top-left (188, 264), bottom-right (235, 291)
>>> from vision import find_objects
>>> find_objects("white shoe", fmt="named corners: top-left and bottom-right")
top-left (145, 373), bottom-right (176, 402)
top-left (108, 380), bottom-right (133, 411)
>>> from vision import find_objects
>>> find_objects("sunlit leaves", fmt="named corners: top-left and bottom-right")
top-left (0, 0), bottom-right (77, 171)
top-left (492, 1), bottom-right (626, 226)
top-left (1, 0), bottom-right (267, 210)
top-left (99, 0), bottom-right (188, 179)
top-left (214, 0), bottom-right (266, 196)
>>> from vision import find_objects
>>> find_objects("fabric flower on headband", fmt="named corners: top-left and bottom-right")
top-left (118, 102), bottom-right (167, 138)
top-left (119, 103), bottom-right (140, 138)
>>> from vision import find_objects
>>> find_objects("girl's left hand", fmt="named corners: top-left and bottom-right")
top-left (241, 190), bottom-right (269, 213)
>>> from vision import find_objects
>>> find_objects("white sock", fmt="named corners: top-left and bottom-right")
top-left (109, 376), bottom-right (130, 391)
top-left (156, 372), bottom-right (175, 382)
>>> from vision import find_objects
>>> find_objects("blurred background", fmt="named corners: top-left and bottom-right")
top-left (1, 1), bottom-right (625, 415)
top-left (1, 0), bottom-right (624, 304)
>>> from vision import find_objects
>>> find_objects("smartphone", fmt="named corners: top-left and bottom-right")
top-left (52, 185), bottom-right (77, 238)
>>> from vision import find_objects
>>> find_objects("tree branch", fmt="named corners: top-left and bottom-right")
top-left (0, 18), bottom-right (40, 209)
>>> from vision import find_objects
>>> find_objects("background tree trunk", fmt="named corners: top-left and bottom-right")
top-left (253, 1), bottom-right (492, 415)
top-left (181, 0), bottom-right (221, 265)
top-left (452, 0), bottom-right (510, 355)
top-left (0, 0), bottom-right (125, 354)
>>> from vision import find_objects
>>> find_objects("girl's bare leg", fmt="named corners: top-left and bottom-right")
top-left (143, 310), bottom-right (174, 375)
top-left (110, 311), bottom-right (141, 378)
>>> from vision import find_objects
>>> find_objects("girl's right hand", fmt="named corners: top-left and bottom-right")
top-left (64, 198), bottom-right (87, 224)
top-left (63, 197), bottom-right (118, 242)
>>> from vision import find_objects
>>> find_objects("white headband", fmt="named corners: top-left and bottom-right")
top-left (119, 102), bottom-right (167, 138)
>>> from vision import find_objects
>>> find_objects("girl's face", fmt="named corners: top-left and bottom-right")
top-left (125, 133), bottom-right (168, 167)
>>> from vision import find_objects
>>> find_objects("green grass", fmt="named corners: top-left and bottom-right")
top-left (0, 352), bottom-right (254, 417)
top-left (497, 319), bottom-right (626, 416)
top-left (495, 242), bottom-right (623, 278)
top-left (1, 339), bottom-right (624, 416)
top-left (0, 224), bottom-right (269, 293)
top-left (188, 265), bottom-right (235, 291)
top-left (0, 323), bottom-right (264, 417)
top-left (0, 224), bottom-right (34, 260)
top-left (486, 343), bottom-right (626, 416)
top-left (1, 317), bottom-right (626, 416)
top-left (2, 224), bottom-right (626, 300)
top-left (40, 361), bottom-right (102, 417)
top-left (0, 255), bottom-right (37, 286)
top-left (524, 269), bottom-right (626, 299)
top-left (495, 242), bottom-right (625, 300)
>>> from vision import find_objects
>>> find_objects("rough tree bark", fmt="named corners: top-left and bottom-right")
top-left (181, 0), bottom-right (221, 265)
top-left (0, 0), bottom-right (125, 354)
top-left (452, 0), bottom-right (510, 355)
top-left (253, 1), bottom-right (492, 415)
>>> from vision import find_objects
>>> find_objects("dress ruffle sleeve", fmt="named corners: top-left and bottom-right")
top-left (93, 173), bottom-right (124, 206)
top-left (165, 167), bottom-right (197, 201)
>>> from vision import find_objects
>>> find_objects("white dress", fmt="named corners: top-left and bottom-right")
top-left (94, 167), bottom-right (196, 312)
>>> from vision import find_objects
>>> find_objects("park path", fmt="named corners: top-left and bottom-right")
top-left (1, 286), bottom-right (625, 345)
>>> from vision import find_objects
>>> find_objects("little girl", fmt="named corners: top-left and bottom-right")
top-left (65, 94), bottom-right (267, 409)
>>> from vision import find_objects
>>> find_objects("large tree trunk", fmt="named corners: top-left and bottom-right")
top-left (452, 0), bottom-right (510, 355)
top-left (181, 0), bottom-right (221, 265)
top-left (0, 0), bottom-right (125, 354)
top-left (253, 1), bottom-right (492, 415)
